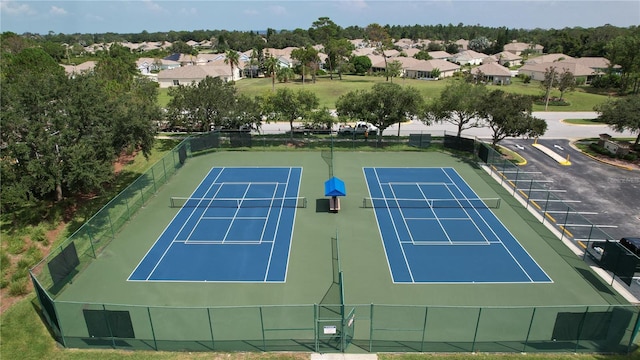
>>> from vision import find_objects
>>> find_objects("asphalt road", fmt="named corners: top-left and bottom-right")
top-left (260, 111), bottom-right (636, 140)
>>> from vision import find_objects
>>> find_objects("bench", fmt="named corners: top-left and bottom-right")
top-left (329, 196), bottom-right (341, 213)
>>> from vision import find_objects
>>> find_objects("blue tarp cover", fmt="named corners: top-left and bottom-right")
top-left (324, 177), bottom-right (346, 196)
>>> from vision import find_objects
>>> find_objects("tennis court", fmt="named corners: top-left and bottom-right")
top-left (128, 167), bottom-right (303, 282)
top-left (364, 167), bottom-right (552, 283)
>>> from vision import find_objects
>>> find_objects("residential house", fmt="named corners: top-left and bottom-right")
top-left (488, 51), bottom-right (523, 66)
top-left (61, 61), bottom-right (96, 76)
top-left (450, 50), bottom-right (488, 66)
top-left (524, 53), bottom-right (575, 65)
top-left (401, 48), bottom-right (421, 58)
top-left (372, 57), bottom-right (460, 79)
top-left (517, 61), bottom-right (595, 82)
top-left (157, 61), bottom-right (241, 88)
top-left (428, 51), bottom-right (452, 60)
top-left (471, 62), bottom-right (512, 85)
top-left (503, 41), bottom-right (543, 56)
top-left (137, 57), bottom-right (180, 74)
top-left (394, 38), bottom-right (414, 49)
top-left (569, 57), bottom-right (621, 74)
top-left (454, 39), bottom-right (469, 51)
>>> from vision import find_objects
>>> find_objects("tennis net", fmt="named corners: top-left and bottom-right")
top-left (170, 196), bottom-right (307, 208)
top-left (362, 197), bottom-right (501, 209)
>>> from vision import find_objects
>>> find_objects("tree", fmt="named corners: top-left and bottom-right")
top-left (595, 95), bottom-right (640, 146)
top-left (311, 17), bottom-right (340, 79)
top-left (540, 66), bottom-right (559, 110)
top-left (264, 53), bottom-right (279, 91)
top-left (324, 38), bottom-right (355, 80)
top-left (1, 47), bottom-right (158, 208)
top-left (367, 23), bottom-right (393, 81)
top-left (263, 88), bottom-right (319, 139)
top-left (479, 90), bottom-right (547, 146)
top-left (556, 68), bottom-right (576, 101)
top-left (291, 45), bottom-right (320, 84)
top-left (605, 35), bottom-right (640, 94)
top-left (468, 36), bottom-right (492, 53)
top-left (413, 50), bottom-right (433, 61)
top-left (424, 80), bottom-right (488, 137)
top-left (386, 60), bottom-right (403, 83)
top-left (305, 107), bottom-right (336, 130)
top-left (336, 82), bottom-right (424, 144)
top-left (276, 66), bottom-right (295, 83)
top-left (166, 76), bottom-right (237, 132)
top-left (351, 55), bottom-right (372, 75)
top-left (224, 49), bottom-right (240, 82)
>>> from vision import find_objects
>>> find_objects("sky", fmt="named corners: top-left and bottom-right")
top-left (1, 0), bottom-right (638, 35)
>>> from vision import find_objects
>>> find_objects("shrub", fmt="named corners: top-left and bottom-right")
top-left (31, 226), bottom-right (48, 244)
top-left (534, 97), bottom-right (569, 106)
top-left (5, 236), bottom-right (25, 255)
top-left (8, 278), bottom-right (29, 296)
top-left (23, 245), bottom-right (43, 265)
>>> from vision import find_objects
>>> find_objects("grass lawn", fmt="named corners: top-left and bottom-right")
top-left (157, 74), bottom-right (609, 112)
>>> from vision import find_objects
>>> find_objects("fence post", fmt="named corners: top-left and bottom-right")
top-left (420, 306), bottom-right (428, 352)
top-left (523, 307), bottom-right (536, 353)
top-left (369, 303), bottom-right (374, 353)
top-left (151, 167), bottom-right (157, 193)
top-left (259, 306), bottom-right (266, 352)
top-left (207, 307), bottom-right (215, 350)
top-left (471, 307), bottom-right (482, 353)
top-left (102, 304), bottom-right (117, 349)
top-left (147, 307), bottom-right (158, 350)
top-left (542, 191), bottom-right (551, 224)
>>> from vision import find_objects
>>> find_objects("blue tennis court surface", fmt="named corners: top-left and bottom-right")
top-left (364, 167), bottom-right (552, 284)
top-left (129, 167), bottom-right (302, 282)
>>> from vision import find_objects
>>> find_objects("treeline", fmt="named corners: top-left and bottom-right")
top-left (15, 22), bottom-right (640, 57)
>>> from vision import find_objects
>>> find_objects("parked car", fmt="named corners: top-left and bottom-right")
top-left (338, 122), bottom-right (379, 136)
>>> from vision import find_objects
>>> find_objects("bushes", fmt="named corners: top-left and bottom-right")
top-left (534, 97), bottom-right (570, 106)
top-left (589, 143), bottom-right (638, 161)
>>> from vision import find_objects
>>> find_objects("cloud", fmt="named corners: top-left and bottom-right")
top-left (179, 7), bottom-right (198, 15)
top-left (50, 6), bottom-right (67, 16)
top-left (243, 9), bottom-right (259, 16)
top-left (269, 5), bottom-right (287, 16)
top-left (340, 0), bottom-right (368, 10)
top-left (85, 13), bottom-right (105, 23)
top-left (143, 0), bottom-right (167, 13)
top-left (0, 1), bottom-right (35, 15)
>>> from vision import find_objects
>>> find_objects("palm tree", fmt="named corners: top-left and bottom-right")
top-left (248, 48), bottom-right (260, 78)
top-left (264, 54), bottom-right (279, 91)
top-left (224, 49), bottom-right (240, 82)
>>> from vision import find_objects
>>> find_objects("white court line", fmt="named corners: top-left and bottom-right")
top-left (259, 185), bottom-right (282, 243)
top-left (417, 184), bottom-right (453, 244)
top-left (387, 184), bottom-right (419, 243)
top-left (263, 167), bottom-right (294, 282)
top-left (373, 169), bottom-right (415, 282)
top-left (442, 168), bottom-right (535, 282)
top-left (222, 186), bottom-right (252, 243)
top-left (146, 169), bottom-right (225, 280)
